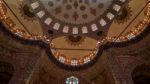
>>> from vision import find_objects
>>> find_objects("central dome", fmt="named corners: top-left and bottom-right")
top-left (40, 0), bottom-right (113, 24)
top-left (29, 0), bottom-right (126, 38)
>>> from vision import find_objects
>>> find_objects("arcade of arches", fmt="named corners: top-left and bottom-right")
top-left (0, 0), bottom-right (150, 84)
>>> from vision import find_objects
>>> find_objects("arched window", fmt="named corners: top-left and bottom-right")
top-left (66, 76), bottom-right (79, 84)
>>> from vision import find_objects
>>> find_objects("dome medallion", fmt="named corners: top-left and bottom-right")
top-left (28, 0), bottom-right (127, 39)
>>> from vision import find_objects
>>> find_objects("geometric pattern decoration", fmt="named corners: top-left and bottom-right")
top-left (64, 36), bottom-right (85, 46)
top-left (115, 4), bottom-right (132, 24)
top-left (19, 2), bottom-right (36, 21)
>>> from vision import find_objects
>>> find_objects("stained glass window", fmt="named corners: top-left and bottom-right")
top-left (66, 76), bottom-right (79, 84)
